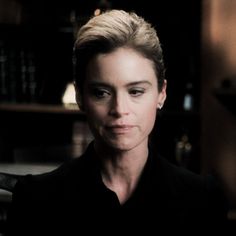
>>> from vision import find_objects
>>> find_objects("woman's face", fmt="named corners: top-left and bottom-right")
top-left (82, 47), bottom-right (166, 151)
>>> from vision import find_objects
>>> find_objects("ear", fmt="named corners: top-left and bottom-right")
top-left (157, 80), bottom-right (167, 109)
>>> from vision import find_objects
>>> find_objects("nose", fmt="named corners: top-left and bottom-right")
top-left (109, 93), bottom-right (129, 117)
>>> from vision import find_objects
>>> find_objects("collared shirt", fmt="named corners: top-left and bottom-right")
top-left (7, 142), bottom-right (229, 235)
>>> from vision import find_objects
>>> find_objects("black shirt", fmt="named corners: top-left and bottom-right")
top-left (6, 142), bottom-right (229, 235)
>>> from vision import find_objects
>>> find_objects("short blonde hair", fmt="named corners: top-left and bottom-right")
top-left (74, 9), bottom-right (165, 93)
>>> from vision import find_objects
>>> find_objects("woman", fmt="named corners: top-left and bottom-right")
top-left (7, 10), bottom-right (228, 235)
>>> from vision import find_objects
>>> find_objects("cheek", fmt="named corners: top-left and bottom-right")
top-left (84, 103), bottom-right (106, 136)
top-left (84, 100), bottom-right (107, 123)
top-left (140, 96), bottom-right (158, 113)
top-left (138, 101), bottom-right (157, 128)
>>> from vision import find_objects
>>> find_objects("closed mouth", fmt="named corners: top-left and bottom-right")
top-left (106, 125), bottom-right (134, 134)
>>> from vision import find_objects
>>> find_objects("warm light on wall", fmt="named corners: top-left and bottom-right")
top-left (62, 82), bottom-right (77, 106)
top-left (94, 8), bottom-right (101, 16)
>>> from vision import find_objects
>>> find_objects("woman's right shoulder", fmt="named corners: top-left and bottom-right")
top-left (15, 142), bottom-right (96, 190)
top-left (11, 147), bottom-right (94, 201)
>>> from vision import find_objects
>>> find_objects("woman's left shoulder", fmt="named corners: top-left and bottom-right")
top-left (157, 155), bottom-right (227, 201)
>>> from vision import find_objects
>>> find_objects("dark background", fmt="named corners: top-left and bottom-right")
top-left (2, 0), bottom-right (236, 232)
top-left (0, 0), bottom-right (202, 171)
top-left (0, 0), bottom-right (201, 108)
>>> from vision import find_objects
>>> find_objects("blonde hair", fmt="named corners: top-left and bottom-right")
top-left (74, 9), bottom-right (165, 93)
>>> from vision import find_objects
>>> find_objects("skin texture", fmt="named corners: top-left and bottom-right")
top-left (82, 47), bottom-right (167, 203)
top-left (83, 47), bottom-right (166, 152)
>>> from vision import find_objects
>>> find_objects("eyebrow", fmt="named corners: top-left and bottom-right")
top-left (126, 81), bottom-right (152, 87)
top-left (87, 80), bottom-right (153, 88)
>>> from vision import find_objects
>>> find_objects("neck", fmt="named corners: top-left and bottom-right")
top-left (94, 141), bottom-right (149, 204)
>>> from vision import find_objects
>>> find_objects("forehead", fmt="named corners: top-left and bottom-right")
top-left (86, 47), bottom-right (157, 86)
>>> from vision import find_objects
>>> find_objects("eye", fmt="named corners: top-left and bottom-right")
top-left (129, 88), bottom-right (145, 97)
top-left (92, 88), bottom-right (111, 99)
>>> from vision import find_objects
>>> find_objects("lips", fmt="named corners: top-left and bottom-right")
top-left (105, 124), bottom-right (134, 134)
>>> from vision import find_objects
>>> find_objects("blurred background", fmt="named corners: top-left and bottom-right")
top-left (0, 0), bottom-right (236, 231)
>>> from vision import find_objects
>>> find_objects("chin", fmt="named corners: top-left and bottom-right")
top-left (105, 139), bottom-right (140, 152)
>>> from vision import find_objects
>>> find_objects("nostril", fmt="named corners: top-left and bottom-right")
top-left (109, 96), bottom-right (129, 117)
